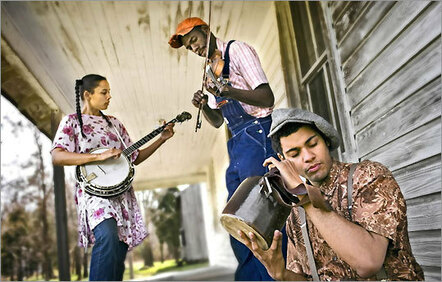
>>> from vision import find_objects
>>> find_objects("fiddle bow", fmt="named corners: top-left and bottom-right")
top-left (195, 1), bottom-right (216, 132)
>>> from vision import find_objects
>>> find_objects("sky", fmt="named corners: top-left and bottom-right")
top-left (1, 95), bottom-right (53, 181)
top-left (1, 95), bottom-right (76, 211)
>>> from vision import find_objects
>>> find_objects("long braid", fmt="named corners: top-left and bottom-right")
top-left (75, 79), bottom-right (86, 138)
top-left (99, 111), bottom-right (113, 128)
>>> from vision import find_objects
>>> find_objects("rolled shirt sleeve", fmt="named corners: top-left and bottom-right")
top-left (352, 161), bottom-right (406, 242)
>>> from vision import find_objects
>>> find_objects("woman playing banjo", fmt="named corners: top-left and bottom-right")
top-left (51, 74), bottom-right (175, 281)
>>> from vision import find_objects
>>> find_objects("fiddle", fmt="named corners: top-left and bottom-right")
top-left (205, 49), bottom-right (229, 96)
top-left (195, 49), bottom-right (228, 132)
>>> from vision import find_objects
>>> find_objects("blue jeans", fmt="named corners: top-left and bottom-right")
top-left (90, 218), bottom-right (128, 281)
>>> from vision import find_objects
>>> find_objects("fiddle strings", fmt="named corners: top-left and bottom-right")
top-left (195, 0), bottom-right (212, 132)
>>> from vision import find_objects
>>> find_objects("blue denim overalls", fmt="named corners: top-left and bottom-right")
top-left (217, 41), bottom-right (287, 281)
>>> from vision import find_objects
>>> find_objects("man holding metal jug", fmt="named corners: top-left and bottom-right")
top-left (240, 108), bottom-right (424, 281)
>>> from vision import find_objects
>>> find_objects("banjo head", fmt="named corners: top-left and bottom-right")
top-left (80, 148), bottom-right (132, 188)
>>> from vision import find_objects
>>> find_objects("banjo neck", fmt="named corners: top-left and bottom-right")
top-left (122, 118), bottom-right (177, 156)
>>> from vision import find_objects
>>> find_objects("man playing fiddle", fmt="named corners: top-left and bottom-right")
top-left (169, 17), bottom-right (287, 281)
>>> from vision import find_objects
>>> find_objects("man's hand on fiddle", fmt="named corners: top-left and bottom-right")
top-left (204, 76), bottom-right (217, 95)
top-left (239, 230), bottom-right (287, 280)
top-left (191, 90), bottom-right (208, 108)
top-left (204, 76), bottom-right (229, 97)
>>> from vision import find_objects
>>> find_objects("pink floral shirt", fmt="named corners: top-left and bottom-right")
top-left (51, 113), bottom-right (148, 250)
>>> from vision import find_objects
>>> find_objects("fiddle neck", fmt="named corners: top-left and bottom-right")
top-left (207, 34), bottom-right (218, 60)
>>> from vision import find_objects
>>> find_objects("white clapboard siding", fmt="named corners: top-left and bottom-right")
top-left (409, 230), bottom-right (441, 267)
top-left (362, 118), bottom-right (440, 171)
top-left (329, 1), bottom-right (349, 23)
top-left (355, 79), bottom-right (440, 157)
top-left (333, 1), bottom-right (368, 44)
top-left (346, 2), bottom-right (440, 108)
top-left (341, 1), bottom-right (429, 79)
top-left (328, 1), bottom-right (441, 280)
top-left (351, 39), bottom-right (441, 132)
top-left (394, 155), bottom-right (441, 200)
top-left (406, 194), bottom-right (441, 232)
top-left (337, 1), bottom-right (393, 60)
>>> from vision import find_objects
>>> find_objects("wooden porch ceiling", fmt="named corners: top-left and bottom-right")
top-left (1, 1), bottom-right (274, 189)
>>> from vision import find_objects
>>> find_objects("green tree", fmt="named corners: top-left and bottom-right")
top-left (1, 205), bottom-right (31, 281)
top-left (149, 188), bottom-right (182, 264)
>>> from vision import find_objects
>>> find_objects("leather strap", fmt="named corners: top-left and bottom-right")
top-left (347, 163), bottom-right (388, 280)
top-left (347, 163), bottom-right (357, 219)
top-left (298, 207), bottom-right (320, 281)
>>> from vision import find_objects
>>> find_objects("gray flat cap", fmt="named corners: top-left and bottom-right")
top-left (268, 108), bottom-right (341, 150)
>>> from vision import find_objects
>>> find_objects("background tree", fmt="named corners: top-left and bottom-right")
top-left (1, 205), bottom-right (31, 281)
top-left (149, 187), bottom-right (182, 265)
top-left (1, 107), bottom-right (56, 280)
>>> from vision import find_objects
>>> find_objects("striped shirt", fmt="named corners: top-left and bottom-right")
top-left (207, 38), bottom-right (273, 118)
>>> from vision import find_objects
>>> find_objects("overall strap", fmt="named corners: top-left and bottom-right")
top-left (222, 40), bottom-right (236, 79)
top-left (298, 207), bottom-right (320, 281)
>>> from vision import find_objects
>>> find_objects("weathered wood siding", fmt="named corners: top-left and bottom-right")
top-left (329, 1), bottom-right (441, 280)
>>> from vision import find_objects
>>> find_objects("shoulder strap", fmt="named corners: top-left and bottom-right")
top-left (297, 164), bottom-right (357, 281)
top-left (347, 163), bottom-right (357, 219)
top-left (298, 207), bottom-right (320, 281)
top-left (109, 119), bottom-right (128, 149)
top-left (347, 163), bottom-right (388, 280)
top-left (222, 40), bottom-right (236, 79)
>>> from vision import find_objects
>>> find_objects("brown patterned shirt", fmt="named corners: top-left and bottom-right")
top-left (286, 160), bottom-right (424, 281)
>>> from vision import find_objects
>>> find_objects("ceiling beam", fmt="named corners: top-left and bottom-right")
top-left (1, 37), bottom-right (61, 138)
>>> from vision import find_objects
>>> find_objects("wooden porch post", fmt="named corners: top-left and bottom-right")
top-left (51, 110), bottom-right (71, 281)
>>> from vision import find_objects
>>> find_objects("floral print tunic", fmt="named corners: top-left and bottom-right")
top-left (286, 160), bottom-right (424, 280)
top-left (51, 113), bottom-right (148, 250)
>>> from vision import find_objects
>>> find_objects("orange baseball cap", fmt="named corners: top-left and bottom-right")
top-left (169, 17), bottom-right (208, 48)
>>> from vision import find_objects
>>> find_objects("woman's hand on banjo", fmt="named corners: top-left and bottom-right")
top-left (239, 230), bottom-right (287, 280)
top-left (98, 148), bottom-right (122, 161)
top-left (160, 122), bottom-right (175, 141)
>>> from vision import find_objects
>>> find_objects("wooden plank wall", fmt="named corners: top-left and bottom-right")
top-left (328, 1), bottom-right (441, 280)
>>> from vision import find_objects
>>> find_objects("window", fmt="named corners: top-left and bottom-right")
top-left (290, 1), bottom-right (344, 157)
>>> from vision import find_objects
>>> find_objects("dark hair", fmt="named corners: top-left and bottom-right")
top-left (75, 74), bottom-right (112, 138)
top-left (271, 123), bottom-right (331, 155)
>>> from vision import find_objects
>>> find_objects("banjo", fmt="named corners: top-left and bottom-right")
top-left (75, 111), bottom-right (192, 198)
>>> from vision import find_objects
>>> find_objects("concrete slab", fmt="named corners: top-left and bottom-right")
top-left (130, 265), bottom-right (235, 281)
